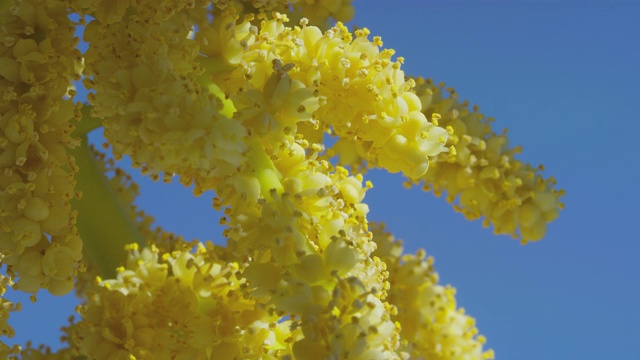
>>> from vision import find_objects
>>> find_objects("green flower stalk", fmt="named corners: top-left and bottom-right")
top-left (0, 0), bottom-right (563, 358)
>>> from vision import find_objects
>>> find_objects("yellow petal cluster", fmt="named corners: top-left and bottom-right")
top-left (48, 5), bottom-right (496, 358)
top-left (288, 24), bottom-right (448, 178)
top-left (198, 12), bottom-right (449, 180)
top-left (223, 156), bottom-right (400, 358)
top-left (411, 78), bottom-right (564, 242)
top-left (372, 224), bottom-right (494, 359)
top-left (71, 243), bottom-right (288, 359)
top-left (80, 0), bottom-right (248, 190)
top-left (0, 0), bottom-right (82, 296)
top-left (79, 5), bottom-right (407, 352)
top-left (0, 1), bottom-right (564, 357)
top-left (208, 60), bottom-right (400, 356)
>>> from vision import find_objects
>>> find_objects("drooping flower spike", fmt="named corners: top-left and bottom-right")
top-left (412, 78), bottom-right (563, 243)
top-left (331, 78), bottom-right (564, 243)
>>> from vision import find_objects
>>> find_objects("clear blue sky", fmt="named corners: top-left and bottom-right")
top-left (7, 2), bottom-right (640, 359)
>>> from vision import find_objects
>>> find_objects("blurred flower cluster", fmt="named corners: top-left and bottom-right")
top-left (0, 0), bottom-right (563, 358)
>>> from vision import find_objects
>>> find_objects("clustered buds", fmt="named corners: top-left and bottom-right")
top-left (412, 78), bottom-right (563, 243)
top-left (0, 0), bottom-right (562, 358)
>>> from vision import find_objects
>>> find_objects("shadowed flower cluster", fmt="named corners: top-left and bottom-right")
top-left (1, 0), bottom-right (562, 358)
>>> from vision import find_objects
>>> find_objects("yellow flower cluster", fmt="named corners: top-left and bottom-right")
top-left (0, 0), bottom-right (561, 357)
top-left (72, 241), bottom-right (391, 359)
top-left (326, 76), bottom-right (564, 242)
top-left (224, 160), bottom-right (400, 358)
top-left (0, 0), bottom-right (82, 298)
top-left (371, 224), bottom-right (494, 359)
top-left (411, 78), bottom-right (564, 243)
top-left (72, 2), bottom-right (453, 356)
top-left (74, 144), bottom-right (397, 358)
top-left (71, 243), bottom-right (280, 359)
top-left (79, 0), bottom-right (250, 191)
top-left (202, 12), bottom-right (449, 181)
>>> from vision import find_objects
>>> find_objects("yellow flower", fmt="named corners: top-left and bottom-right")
top-left (202, 13), bottom-right (450, 179)
top-left (72, 243), bottom-right (288, 359)
top-left (372, 224), bottom-right (494, 360)
top-left (0, 1), bottom-right (562, 357)
top-left (80, 0), bottom-right (248, 191)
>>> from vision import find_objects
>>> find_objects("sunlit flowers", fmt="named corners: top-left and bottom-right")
top-left (0, 0), bottom-right (563, 358)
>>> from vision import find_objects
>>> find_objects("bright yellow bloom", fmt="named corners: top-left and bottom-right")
top-left (0, 0), bottom-right (561, 357)
top-left (72, 244), bottom-right (277, 359)
top-left (201, 13), bottom-right (449, 180)
top-left (326, 76), bottom-right (564, 243)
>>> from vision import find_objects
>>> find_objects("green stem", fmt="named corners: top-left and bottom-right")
top-left (70, 135), bottom-right (145, 279)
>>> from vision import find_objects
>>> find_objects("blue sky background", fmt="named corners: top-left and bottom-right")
top-left (6, 1), bottom-right (640, 359)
